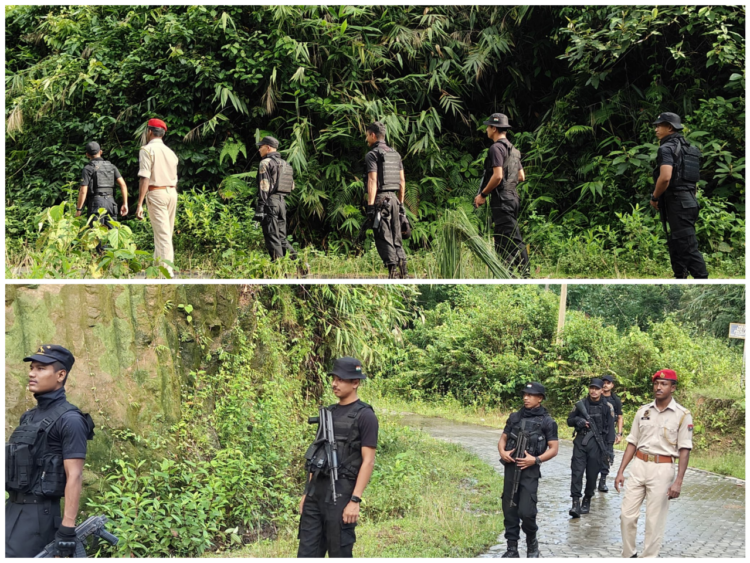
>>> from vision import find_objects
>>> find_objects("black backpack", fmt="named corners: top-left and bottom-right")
top-left (274, 159), bottom-right (295, 194)
top-left (497, 139), bottom-right (523, 194)
top-left (376, 147), bottom-right (402, 192)
top-left (672, 138), bottom-right (702, 186)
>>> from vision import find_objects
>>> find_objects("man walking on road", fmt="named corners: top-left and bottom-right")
top-left (136, 118), bottom-right (179, 277)
top-left (615, 369), bottom-right (693, 558)
top-left (497, 382), bottom-right (559, 558)
top-left (599, 374), bottom-right (624, 492)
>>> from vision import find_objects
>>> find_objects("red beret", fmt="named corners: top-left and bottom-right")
top-left (652, 369), bottom-right (677, 382)
top-left (147, 118), bottom-right (167, 131)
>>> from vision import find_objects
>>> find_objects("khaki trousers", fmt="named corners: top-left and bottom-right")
top-left (620, 457), bottom-right (675, 558)
top-left (146, 187), bottom-right (177, 276)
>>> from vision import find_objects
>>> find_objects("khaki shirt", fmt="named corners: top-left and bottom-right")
top-left (626, 397), bottom-right (693, 457)
top-left (138, 138), bottom-right (179, 187)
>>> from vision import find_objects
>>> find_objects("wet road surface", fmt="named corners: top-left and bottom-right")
top-left (400, 414), bottom-right (745, 558)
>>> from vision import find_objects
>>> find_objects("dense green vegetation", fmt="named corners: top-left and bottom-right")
top-left (6, 6), bottom-right (745, 278)
top-left (71, 283), bottom-right (744, 556)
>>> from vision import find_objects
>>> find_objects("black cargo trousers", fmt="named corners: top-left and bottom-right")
top-left (5, 494), bottom-right (61, 557)
top-left (501, 461), bottom-right (541, 541)
top-left (88, 192), bottom-right (119, 228)
top-left (570, 432), bottom-right (603, 499)
top-left (297, 475), bottom-right (357, 558)
top-left (373, 192), bottom-right (407, 268)
top-left (490, 189), bottom-right (529, 274)
top-left (662, 189), bottom-right (708, 279)
top-left (261, 193), bottom-right (298, 261)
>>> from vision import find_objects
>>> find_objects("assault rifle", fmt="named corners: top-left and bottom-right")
top-left (506, 428), bottom-right (529, 508)
top-left (308, 407), bottom-right (340, 504)
top-left (575, 400), bottom-right (613, 467)
top-left (35, 515), bottom-right (118, 558)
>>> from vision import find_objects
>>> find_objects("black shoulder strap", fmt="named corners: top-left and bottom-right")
top-left (39, 402), bottom-right (80, 436)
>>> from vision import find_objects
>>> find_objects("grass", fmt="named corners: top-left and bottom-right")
top-left (206, 419), bottom-right (505, 558)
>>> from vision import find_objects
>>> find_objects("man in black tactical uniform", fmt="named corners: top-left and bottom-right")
top-left (254, 136), bottom-right (299, 262)
top-left (598, 374), bottom-right (624, 492)
top-left (76, 141), bottom-right (129, 227)
top-left (297, 357), bottom-right (379, 558)
top-left (6, 345), bottom-right (95, 558)
top-left (497, 382), bottom-right (559, 558)
top-left (473, 113), bottom-right (529, 276)
top-left (650, 112), bottom-right (708, 279)
top-left (364, 121), bottom-right (408, 279)
top-left (567, 378), bottom-right (615, 518)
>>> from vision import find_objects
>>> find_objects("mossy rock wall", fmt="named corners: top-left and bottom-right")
top-left (5, 284), bottom-right (240, 469)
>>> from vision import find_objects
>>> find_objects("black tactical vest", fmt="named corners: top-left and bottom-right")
top-left (585, 400), bottom-right (607, 437)
top-left (371, 146), bottom-right (402, 192)
top-left (505, 412), bottom-right (548, 457)
top-left (6, 401), bottom-right (94, 498)
top-left (265, 153), bottom-right (295, 195)
top-left (90, 160), bottom-right (117, 191)
top-left (304, 401), bottom-right (373, 480)
top-left (653, 134), bottom-right (701, 191)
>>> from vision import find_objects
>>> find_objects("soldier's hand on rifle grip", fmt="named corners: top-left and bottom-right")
top-left (499, 447), bottom-right (516, 465)
top-left (342, 501), bottom-right (360, 524)
top-left (515, 450), bottom-right (536, 470)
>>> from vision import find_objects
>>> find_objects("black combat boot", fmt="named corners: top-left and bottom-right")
top-left (500, 540), bottom-right (520, 558)
top-left (580, 495), bottom-right (591, 514)
top-left (398, 259), bottom-right (408, 279)
top-left (526, 535), bottom-right (540, 558)
top-left (569, 497), bottom-right (581, 518)
top-left (598, 476), bottom-right (609, 492)
top-left (387, 265), bottom-right (399, 279)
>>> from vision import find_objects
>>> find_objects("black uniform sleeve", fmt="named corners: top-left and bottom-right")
top-left (487, 142), bottom-right (507, 169)
top-left (603, 405), bottom-right (616, 443)
top-left (658, 143), bottom-right (676, 167)
top-left (613, 395), bottom-right (623, 417)
top-left (365, 149), bottom-right (379, 174)
top-left (502, 412), bottom-right (516, 436)
top-left (112, 165), bottom-right (123, 181)
top-left (567, 408), bottom-right (584, 429)
top-left (59, 412), bottom-right (90, 460)
top-left (358, 409), bottom-right (379, 449)
top-left (80, 164), bottom-right (93, 187)
top-left (544, 418), bottom-right (559, 442)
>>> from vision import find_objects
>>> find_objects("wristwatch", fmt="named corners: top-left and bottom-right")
top-left (535, 456), bottom-right (541, 466)
top-left (350, 495), bottom-right (362, 503)
top-left (77, 206), bottom-right (85, 211)
top-left (650, 194), bottom-right (659, 202)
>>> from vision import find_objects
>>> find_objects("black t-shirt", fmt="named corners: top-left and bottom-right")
top-left (332, 399), bottom-right (379, 449)
top-left (567, 397), bottom-right (616, 443)
top-left (80, 158), bottom-right (122, 189)
top-left (25, 388), bottom-right (90, 460)
top-left (655, 133), bottom-right (695, 189)
top-left (603, 392), bottom-right (623, 417)
top-left (365, 141), bottom-right (404, 174)
top-left (502, 407), bottom-right (558, 444)
top-left (482, 139), bottom-right (523, 191)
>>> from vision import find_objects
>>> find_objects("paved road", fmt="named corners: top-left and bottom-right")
top-left (400, 414), bottom-right (745, 558)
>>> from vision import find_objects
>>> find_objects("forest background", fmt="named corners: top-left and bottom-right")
top-left (5, 283), bottom-right (744, 557)
top-left (5, 5), bottom-right (745, 279)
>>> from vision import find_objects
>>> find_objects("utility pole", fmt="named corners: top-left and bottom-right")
top-left (556, 284), bottom-right (567, 345)
top-left (729, 323), bottom-right (746, 389)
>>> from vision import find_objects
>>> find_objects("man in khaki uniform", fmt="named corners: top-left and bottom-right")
top-left (614, 369), bottom-right (692, 558)
top-left (135, 118), bottom-right (179, 277)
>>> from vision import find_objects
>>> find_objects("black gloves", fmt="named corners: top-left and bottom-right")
top-left (576, 419), bottom-right (589, 431)
top-left (54, 525), bottom-right (77, 557)
top-left (366, 204), bottom-right (376, 217)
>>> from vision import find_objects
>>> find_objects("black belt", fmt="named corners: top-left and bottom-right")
top-left (92, 190), bottom-right (114, 197)
top-left (7, 491), bottom-right (59, 504)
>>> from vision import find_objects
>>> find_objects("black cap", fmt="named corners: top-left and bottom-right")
top-left (24, 344), bottom-right (75, 373)
top-left (482, 113), bottom-right (511, 129)
top-left (255, 136), bottom-right (279, 149)
top-left (652, 112), bottom-right (683, 130)
top-left (521, 381), bottom-right (546, 398)
top-left (329, 356), bottom-right (366, 380)
top-left (589, 378), bottom-right (603, 389)
top-left (85, 141), bottom-right (101, 155)
top-left (601, 374), bottom-right (615, 383)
